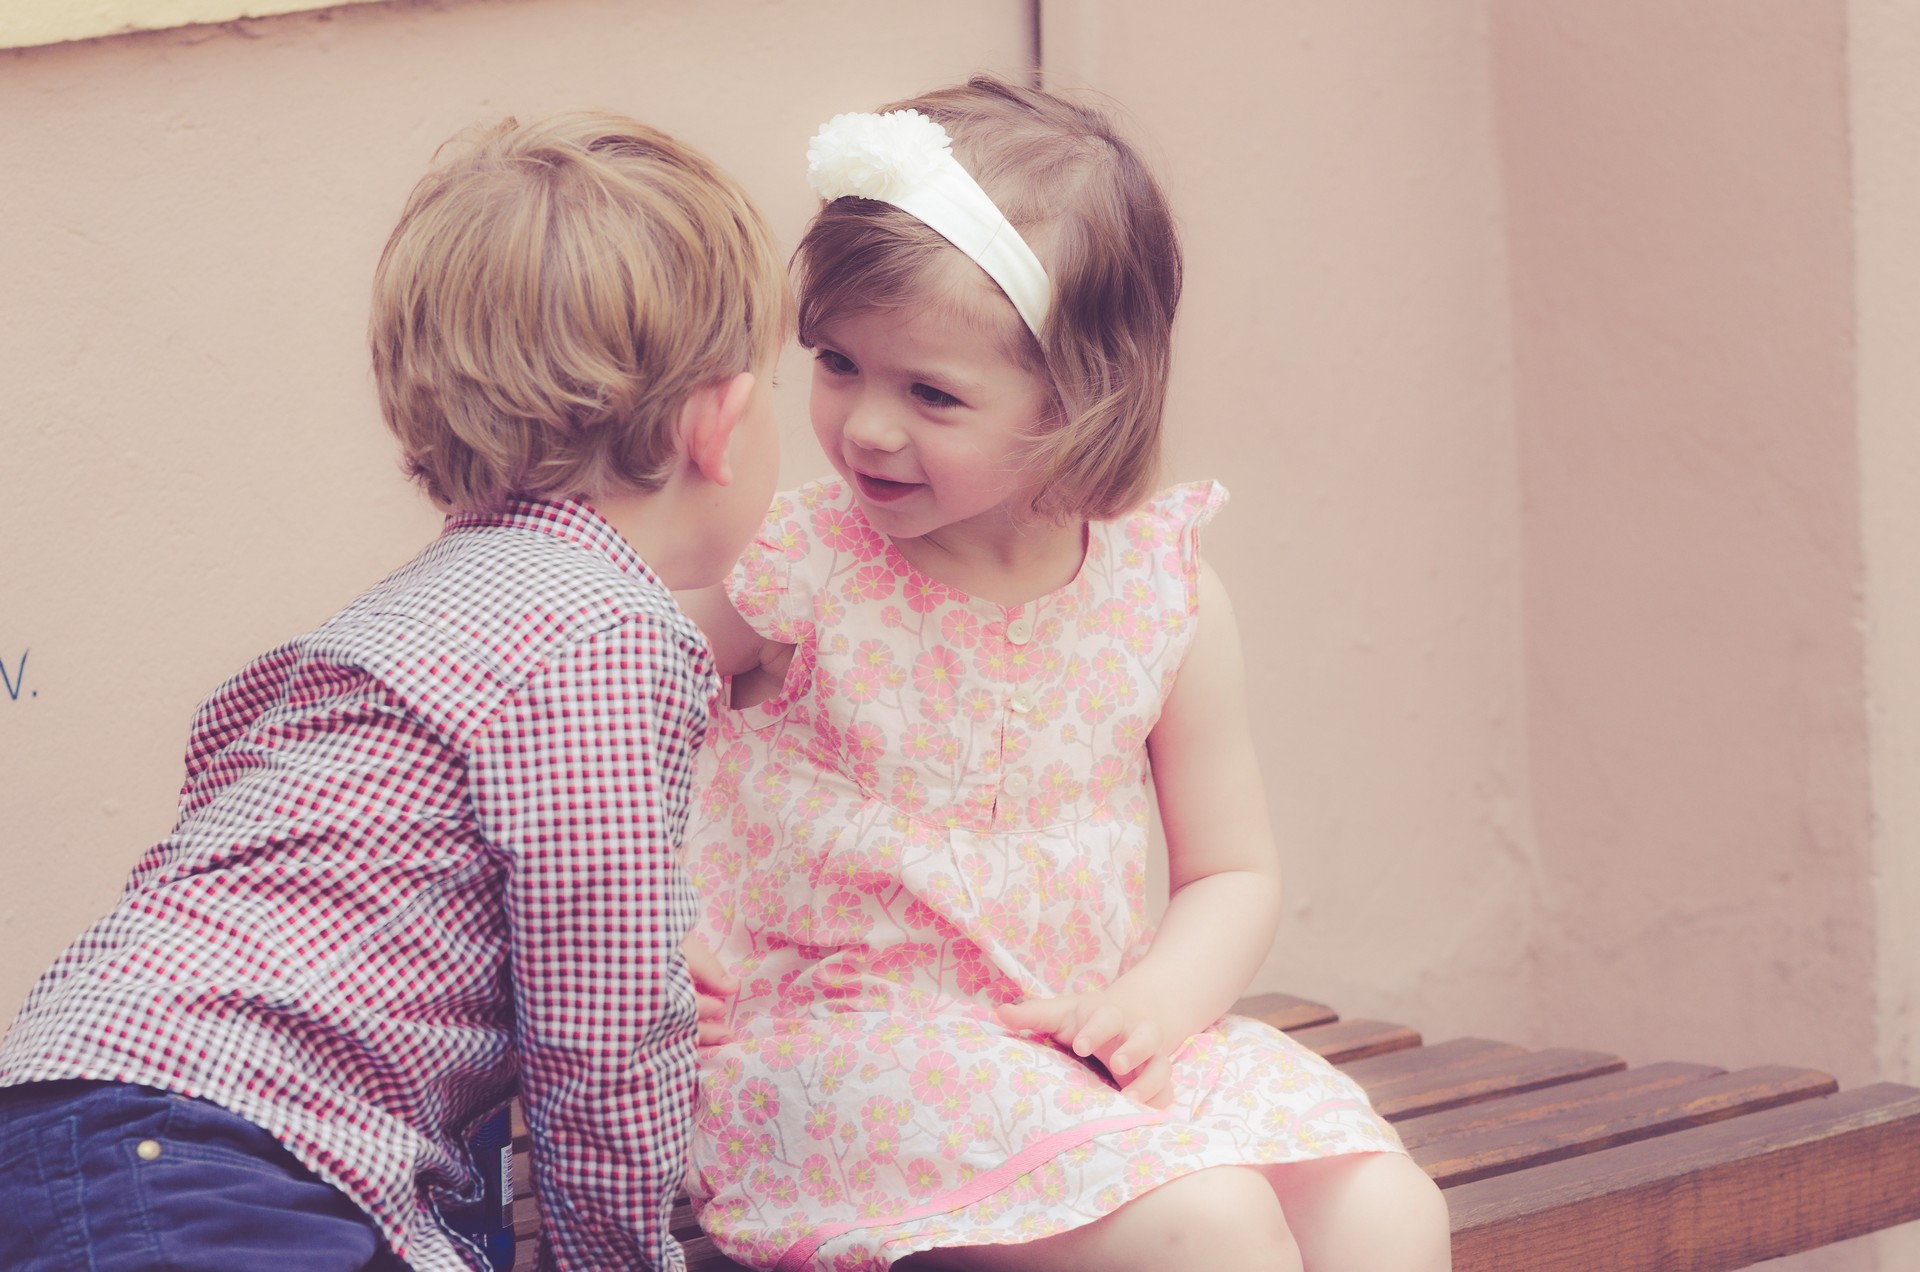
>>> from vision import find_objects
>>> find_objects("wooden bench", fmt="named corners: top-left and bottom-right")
top-left (506, 993), bottom-right (1920, 1270)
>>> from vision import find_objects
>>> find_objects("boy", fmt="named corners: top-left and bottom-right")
top-left (0, 110), bottom-right (788, 1271)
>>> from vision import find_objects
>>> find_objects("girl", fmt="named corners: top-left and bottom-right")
top-left (678, 77), bottom-right (1451, 1272)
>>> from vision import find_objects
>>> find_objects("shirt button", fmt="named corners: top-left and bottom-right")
top-left (1004, 771), bottom-right (1031, 798)
top-left (1010, 691), bottom-right (1033, 714)
top-left (1006, 617), bottom-right (1033, 645)
top-left (136, 1139), bottom-right (163, 1161)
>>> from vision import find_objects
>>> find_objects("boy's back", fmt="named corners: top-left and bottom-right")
top-left (0, 111), bottom-right (790, 1272)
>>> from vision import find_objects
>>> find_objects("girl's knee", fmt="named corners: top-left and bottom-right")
top-left (1268, 1153), bottom-right (1452, 1271)
top-left (1129, 1167), bottom-right (1303, 1271)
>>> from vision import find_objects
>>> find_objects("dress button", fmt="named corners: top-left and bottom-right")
top-left (1003, 771), bottom-right (1031, 797)
top-left (1006, 617), bottom-right (1033, 645)
top-left (136, 1139), bottom-right (163, 1161)
top-left (1010, 691), bottom-right (1033, 714)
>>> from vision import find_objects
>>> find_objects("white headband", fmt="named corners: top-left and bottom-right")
top-left (805, 109), bottom-right (1051, 337)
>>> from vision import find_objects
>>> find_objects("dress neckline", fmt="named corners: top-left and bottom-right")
top-left (860, 498), bottom-right (1098, 615)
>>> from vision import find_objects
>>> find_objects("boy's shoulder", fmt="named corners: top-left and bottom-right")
top-left (311, 500), bottom-right (706, 740)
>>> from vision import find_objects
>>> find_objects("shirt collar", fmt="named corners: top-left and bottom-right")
top-left (443, 497), bottom-right (664, 591)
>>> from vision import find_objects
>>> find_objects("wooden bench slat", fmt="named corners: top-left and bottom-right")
top-left (1336, 1036), bottom-right (1527, 1086)
top-left (1445, 1081), bottom-right (1920, 1272)
top-left (1410, 1064), bottom-right (1839, 1187)
top-left (1361, 1046), bottom-right (1626, 1121)
top-left (1393, 1060), bottom-right (1722, 1150)
top-left (1233, 991), bottom-right (1338, 1032)
top-left (1286, 1017), bottom-right (1423, 1064)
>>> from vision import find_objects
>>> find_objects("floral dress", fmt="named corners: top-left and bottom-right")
top-left (681, 480), bottom-right (1404, 1272)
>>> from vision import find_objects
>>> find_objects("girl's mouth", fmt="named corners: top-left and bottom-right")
top-left (855, 472), bottom-right (922, 503)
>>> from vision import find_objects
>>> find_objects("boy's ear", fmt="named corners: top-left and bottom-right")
top-left (681, 371), bottom-right (757, 487)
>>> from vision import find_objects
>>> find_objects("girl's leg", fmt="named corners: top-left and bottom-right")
top-left (1262, 1152), bottom-right (1453, 1272)
top-left (896, 1165), bottom-right (1302, 1272)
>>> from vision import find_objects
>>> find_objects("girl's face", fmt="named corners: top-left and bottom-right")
top-left (809, 285), bottom-right (1055, 549)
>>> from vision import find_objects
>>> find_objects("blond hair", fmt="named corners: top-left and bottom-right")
top-left (792, 77), bottom-right (1181, 521)
top-left (371, 111), bottom-right (792, 513)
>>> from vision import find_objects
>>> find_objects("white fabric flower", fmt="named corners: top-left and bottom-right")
top-left (806, 110), bottom-right (955, 202)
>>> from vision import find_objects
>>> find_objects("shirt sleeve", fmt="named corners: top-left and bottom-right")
top-left (467, 614), bottom-right (713, 1272)
top-left (722, 487), bottom-right (818, 646)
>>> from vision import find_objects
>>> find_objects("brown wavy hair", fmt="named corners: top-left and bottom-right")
top-left (371, 110), bottom-right (792, 513)
top-left (793, 77), bottom-right (1182, 520)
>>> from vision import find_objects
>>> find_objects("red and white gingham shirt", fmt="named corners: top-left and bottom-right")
top-left (0, 499), bottom-right (714, 1272)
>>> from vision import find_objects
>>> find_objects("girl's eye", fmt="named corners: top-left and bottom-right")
top-left (911, 383), bottom-right (963, 409)
top-left (815, 349), bottom-right (856, 376)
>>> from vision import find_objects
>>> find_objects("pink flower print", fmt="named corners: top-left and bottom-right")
top-left (1122, 609), bottom-right (1158, 656)
top-left (902, 897), bottom-right (961, 939)
top-left (964, 1060), bottom-right (996, 1092)
top-left (805, 1103), bottom-right (838, 1140)
top-left (1126, 1157), bottom-right (1166, 1191)
top-left (1126, 515), bottom-right (1169, 552)
top-left (972, 639), bottom-right (1013, 682)
top-left (775, 968), bottom-right (814, 1010)
top-left (959, 686), bottom-right (998, 722)
top-left (904, 1158), bottom-right (943, 1197)
top-left (940, 608), bottom-right (981, 648)
top-left (759, 1026), bottom-right (818, 1071)
top-left (1061, 653), bottom-right (1090, 691)
top-left (900, 723), bottom-right (942, 760)
top-left (1005, 642), bottom-right (1044, 684)
top-left (936, 1122), bottom-right (972, 1160)
top-left (903, 573), bottom-right (956, 614)
top-left (1009, 1062), bottom-right (1044, 1096)
top-left (1088, 754), bottom-right (1134, 806)
top-left (817, 590), bottom-right (845, 626)
top-left (913, 647), bottom-right (963, 700)
top-left (1091, 646), bottom-right (1128, 680)
top-left (714, 1124), bottom-right (757, 1170)
top-left (872, 942), bottom-right (938, 984)
top-left (1110, 716), bottom-right (1147, 754)
top-left (1076, 678), bottom-right (1120, 724)
top-left (816, 889), bottom-right (866, 941)
top-left (891, 766), bottom-right (929, 813)
top-left (744, 822), bottom-right (775, 856)
top-left (738, 1078), bottom-right (779, 1126)
top-left (1125, 576), bottom-right (1155, 607)
top-left (1086, 599), bottom-right (1128, 636)
top-left (797, 1153), bottom-right (842, 1202)
top-left (908, 1052), bottom-right (962, 1104)
top-left (935, 732), bottom-right (962, 765)
top-left (1001, 729), bottom-right (1031, 768)
top-left (842, 1158), bottom-right (882, 1201)
top-left (844, 721), bottom-right (885, 764)
top-left (1028, 685), bottom-right (1068, 729)
top-left (841, 662), bottom-right (884, 704)
top-left (813, 504), bottom-right (882, 558)
top-left (848, 560), bottom-right (897, 601)
top-left (1062, 910), bottom-right (1101, 967)
top-left (768, 518), bottom-right (807, 560)
top-left (712, 741), bottom-right (752, 793)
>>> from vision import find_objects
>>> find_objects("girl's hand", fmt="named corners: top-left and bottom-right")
top-left (682, 935), bottom-right (738, 1046)
top-left (995, 993), bottom-right (1176, 1110)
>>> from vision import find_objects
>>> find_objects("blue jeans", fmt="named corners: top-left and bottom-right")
top-left (0, 1080), bottom-right (405, 1271)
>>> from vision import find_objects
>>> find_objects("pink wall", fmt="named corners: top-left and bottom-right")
top-left (1491, 0), bottom-right (1876, 1090)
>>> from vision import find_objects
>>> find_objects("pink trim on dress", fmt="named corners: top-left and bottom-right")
top-left (773, 1110), bottom-right (1166, 1272)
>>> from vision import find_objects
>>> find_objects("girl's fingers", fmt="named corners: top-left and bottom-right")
top-left (1107, 1020), bottom-right (1161, 1076)
top-left (1071, 1004), bottom-right (1126, 1057)
top-left (996, 996), bottom-right (1076, 1038)
top-left (1118, 1053), bottom-right (1173, 1109)
top-left (683, 935), bottom-right (738, 996)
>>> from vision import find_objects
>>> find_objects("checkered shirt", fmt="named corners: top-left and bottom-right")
top-left (0, 498), bottom-right (715, 1272)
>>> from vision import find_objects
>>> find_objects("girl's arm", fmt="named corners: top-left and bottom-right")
top-left (998, 560), bottom-right (1283, 1105)
top-left (676, 584), bottom-right (794, 706)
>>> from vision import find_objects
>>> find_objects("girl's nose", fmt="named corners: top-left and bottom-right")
top-left (843, 403), bottom-right (907, 453)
